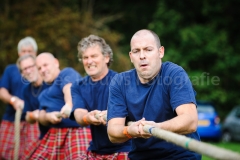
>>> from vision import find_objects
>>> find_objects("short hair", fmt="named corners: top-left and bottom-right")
top-left (148, 30), bottom-right (161, 48)
top-left (77, 35), bottom-right (113, 67)
top-left (16, 54), bottom-right (36, 72)
top-left (132, 29), bottom-right (161, 48)
top-left (17, 36), bottom-right (38, 53)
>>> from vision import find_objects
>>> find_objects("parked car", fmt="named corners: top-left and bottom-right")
top-left (222, 106), bottom-right (240, 142)
top-left (197, 101), bottom-right (222, 141)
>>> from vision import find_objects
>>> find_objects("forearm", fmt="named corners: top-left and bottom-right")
top-left (25, 114), bottom-right (37, 124)
top-left (158, 114), bottom-right (197, 134)
top-left (74, 109), bottom-right (88, 126)
top-left (38, 110), bottom-right (50, 126)
top-left (63, 83), bottom-right (73, 106)
top-left (108, 124), bottom-right (130, 143)
top-left (0, 88), bottom-right (13, 104)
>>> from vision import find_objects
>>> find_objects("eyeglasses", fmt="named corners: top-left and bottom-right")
top-left (21, 64), bottom-right (36, 72)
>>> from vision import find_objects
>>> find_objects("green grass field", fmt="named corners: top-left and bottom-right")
top-left (202, 142), bottom-right (240, 160)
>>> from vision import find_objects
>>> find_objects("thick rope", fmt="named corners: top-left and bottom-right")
top-left (14, 107), bottom-right (23, 160)
top-left (98, 114), bottom-right (240, 159)
top-left (143, 125), bottom-right (240, 160)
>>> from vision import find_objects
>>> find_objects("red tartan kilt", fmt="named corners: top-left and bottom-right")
top-left (80, 151), bottom-right (129, 160)
top-left (30, 127), bottom-right (92, 160)
top-left (21, 139), bottom-right (41, 160)
top-left (0, 120), bottom-right (39, 160)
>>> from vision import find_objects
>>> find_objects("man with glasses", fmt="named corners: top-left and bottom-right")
top-left (0, 37), bottom-right (40, 160)
top-left (16, 54), bottom-right (50, 159)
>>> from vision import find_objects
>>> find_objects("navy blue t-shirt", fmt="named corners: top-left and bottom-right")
top-left (70, 70), bottom-right (131, 154)
top-left (107, 62), bottom-right (201, 160)
top-left (0, 64), bottom-right (28, 122)
top-left (22, 82), bottom-right (50, 139)
top-left (38, 67), bottom-right (82, 128)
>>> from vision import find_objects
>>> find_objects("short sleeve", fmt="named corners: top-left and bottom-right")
top-left (69, 81), bottom-right (87, 120)
top-left (107, 74), bottom-right (128, 121)
top-left (169, 69), bottom-right (197, 110)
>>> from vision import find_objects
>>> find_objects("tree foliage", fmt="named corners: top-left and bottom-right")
top-left (0, 0), bottom-right (240, 119)
top-left (148, 0), bottom-right (240, 116)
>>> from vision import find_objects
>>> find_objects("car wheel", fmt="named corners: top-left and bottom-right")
top-left (222, 131), bottom-right (232, 142)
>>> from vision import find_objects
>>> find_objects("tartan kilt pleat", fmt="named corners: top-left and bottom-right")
top-left (80, 151), bottom-right (129, 160)
top-left (30, 127), bottom-right (92, 160)
top-left (0, 120), bottom-right (39, 160)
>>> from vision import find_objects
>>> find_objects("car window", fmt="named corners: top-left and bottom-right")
top-left (197, 104), bottom-right (215, 113)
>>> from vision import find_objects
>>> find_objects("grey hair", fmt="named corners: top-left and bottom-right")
top-left (77, 35), bottom-right (113, 67)
top-left (16, 54), bottom-right (36, 72)
top-left (17, 36), bottom-right (38, 53)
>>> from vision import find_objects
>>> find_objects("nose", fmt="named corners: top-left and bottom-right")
top-left (39, 66), bottom-right (45, 75)
top-left (87, 57), bottom-right (93, 64)
top-left (25, 67), bottom-right (32, 73)
top-left (139, 50), bottom-right (146, 59)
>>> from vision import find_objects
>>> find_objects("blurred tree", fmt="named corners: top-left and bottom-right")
top-left (0, 0), bottom-right (132, 119)
top-left (148, 0), bottom-right (240, 117)
top-left (0, 0), bottom-right (132, 75)
top-left (1, 0), bottom-right (240, 119)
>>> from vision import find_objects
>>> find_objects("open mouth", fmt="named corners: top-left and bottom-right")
top-left (140, 64), bottom-right (148, 68)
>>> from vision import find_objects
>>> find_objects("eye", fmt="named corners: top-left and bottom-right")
top-left (132, 50), bottom-right (139, 54)
top-left (92, 54), bottom-right (98, 58)
top-left (146, 48), bottom-right (153, 52)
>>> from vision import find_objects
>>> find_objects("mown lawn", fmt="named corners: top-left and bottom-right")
top-left (202, 142), bottom-right (240, 160)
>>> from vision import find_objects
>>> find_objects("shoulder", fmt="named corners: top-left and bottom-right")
top-left (61, 67), bottom-right (78, 73)
top-left (60, 67), bottom-right (81, 77)
top-left (73, 75), bottom-right (90, 87)
top-left (4, 64), bottom-right (18, 72)
top-left (161, 61), bottom-right (186, 76)
top-left (110, 69), bottom-right (136, 86)
top-left (117, 68), bottom-right (136, 78)
top-left (109, 69), bottom-right (118, 76)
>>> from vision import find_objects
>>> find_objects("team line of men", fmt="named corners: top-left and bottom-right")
top-left (0, 29), bottom-right (202, 160)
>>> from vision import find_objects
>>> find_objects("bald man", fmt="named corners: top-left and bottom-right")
top-left (29, 53), bottom-right (91, 159)
top-left (0, 37), bottom-right (39, 160)
top-left (107, 29), bottom-right (201, 159)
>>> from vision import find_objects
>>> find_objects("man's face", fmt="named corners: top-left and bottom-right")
top-left (82, 44), bottom-right (109, 81)
top-left (18, 45), bottom-right (36, 57)
top-left (129, 33), bottom-right (164, 83)
top-left (36, 54), bottom-right (59, 83)
top-left (20, 57), bottom-right (38, 83)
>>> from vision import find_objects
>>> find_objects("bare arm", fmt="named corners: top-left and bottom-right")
top-left (0, 88), bottom-right (12, 104)
top-left (38, 110), bottom-right (50, 126)
top-left (38, 110), bottom-right (62, 126)
top-left (74, 108), bottom-right (104, 126)
top-left (60, 83), bottom-right (73, 118)
top-left (74, 108), bottom-right (89, 126)
top-left (107, 117), bottom-right (152, 143)
top-left (107, 117), bottom-right (128, 143)
top-left (25, 109), bottom-right (39, 124)
top-left (62, 83), bottom-right (73, 107)
top-left (0, 88), bottom-right (24, 110)
top-left (141, 103), bottom-right (198, 135)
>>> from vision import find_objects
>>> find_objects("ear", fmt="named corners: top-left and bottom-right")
top-left (54, 58), bottom-right (60, 68)
top-left (159, 46), bottom-right (164, 58)
top-left (129, 51), bottom-right (133, 63)
top-left (104, 55), bottom-right (110, 64)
